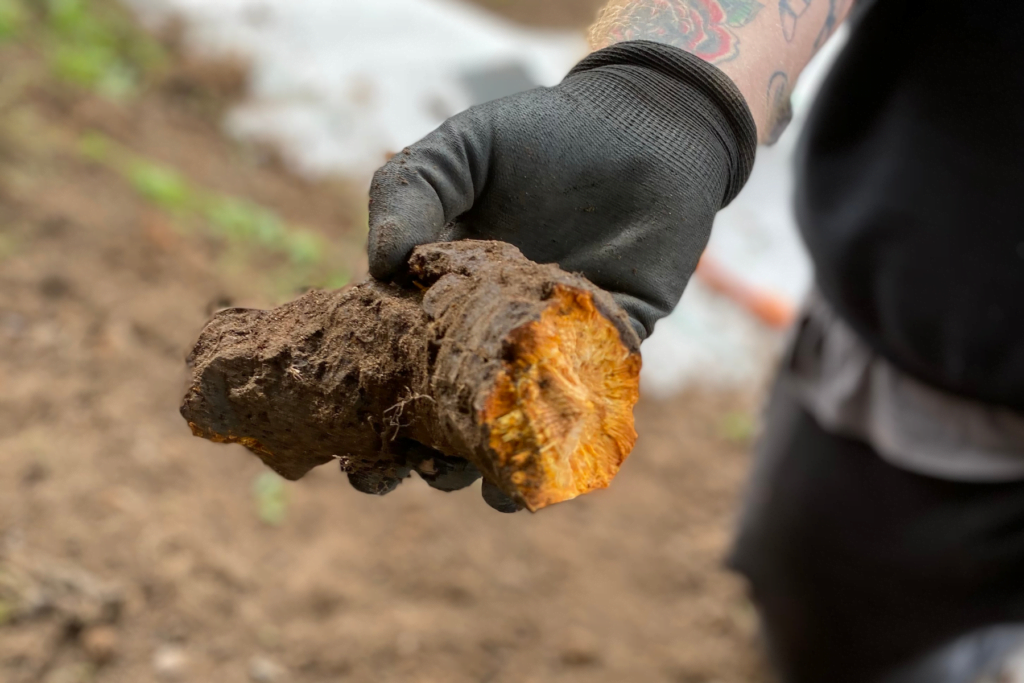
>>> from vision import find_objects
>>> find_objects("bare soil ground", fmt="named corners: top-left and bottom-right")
top-left (0, 3), bottom-right (770, 682)
top-left (467, 0), bottom-right (607, 29)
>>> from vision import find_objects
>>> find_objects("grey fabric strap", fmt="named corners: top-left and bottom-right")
top-left (880, 625), bottom-right (1024, 683)
top-left (785, 289), bottom-right (1024, 482)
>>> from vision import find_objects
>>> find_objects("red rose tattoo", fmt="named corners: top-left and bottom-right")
top-left (590, 0), bottom-right (764, 63)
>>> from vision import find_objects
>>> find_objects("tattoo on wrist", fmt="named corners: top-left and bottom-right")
top-left (813, 0), bottom-right (850, 48)
top-left (781, 0), bottom-right (851, 45)
top-left (765, 70), bottom-right (792, 144)
top-left (779, 0), bottom-right (811, 42)
top-left (590, 0), bottom-right (765, 64)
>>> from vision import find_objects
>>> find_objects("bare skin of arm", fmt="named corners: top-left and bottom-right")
top-left (589, 0), bottom-right (855, 142)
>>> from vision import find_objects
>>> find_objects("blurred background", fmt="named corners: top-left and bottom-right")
top-left (0, 1), bottom-right (844, 681)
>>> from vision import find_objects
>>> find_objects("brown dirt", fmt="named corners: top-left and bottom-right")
top-left (467, 0), bottom-right (608, 29)
top-left (0, 6), bottom-right (770, 683)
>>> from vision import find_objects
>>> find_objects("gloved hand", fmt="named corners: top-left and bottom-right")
top-left (360, 40), bottom-right (757, 511)
top-left (368, 40), bottom-right (757, 338)
top-left (346, 439), bottom-right (523, 514)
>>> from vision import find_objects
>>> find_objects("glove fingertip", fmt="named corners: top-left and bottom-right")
top-left (367, 219), bottom-right (418, 281)
top-left (347, 470), bottom-right (403, 496)
top-left (481, 479), bottom-right (523, 514)
top-left (610, 292), bottom-right (670, 343)
top-left (628, 316), bottom-right (648, 342)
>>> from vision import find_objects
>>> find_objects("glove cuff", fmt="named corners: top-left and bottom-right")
top-left (567, 40), bottom-right (757, 207)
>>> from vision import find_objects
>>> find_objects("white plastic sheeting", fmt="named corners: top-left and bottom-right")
top-left (125, 0), bottom-right (589, 175)
top-left (125, 0), bottom-right (846, 394)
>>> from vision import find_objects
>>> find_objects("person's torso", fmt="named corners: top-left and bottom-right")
top-left (796, 0), bottom-right (1024, 411)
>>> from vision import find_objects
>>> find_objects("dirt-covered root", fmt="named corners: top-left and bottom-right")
top-left (180, 240), bottom-right (642, 511)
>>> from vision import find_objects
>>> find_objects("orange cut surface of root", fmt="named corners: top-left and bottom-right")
top-left (481, 285), bottom-right (642, 511)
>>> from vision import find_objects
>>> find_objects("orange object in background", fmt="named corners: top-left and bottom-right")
top-left (695, 255), bottom-right (797, 329)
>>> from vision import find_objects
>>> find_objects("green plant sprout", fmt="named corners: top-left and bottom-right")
top-left (1, 0), bottom-right (166, 98)
top-left (0, 0), bottom-right (25, 41)
top-left (79, 133), bottom-right (351, 294)
top-left (252, 471), bottom-right (288, 526)
top-left (128, 161), bottom-right (192, 212)
top-left (719, 410), bottom-right (757, 446)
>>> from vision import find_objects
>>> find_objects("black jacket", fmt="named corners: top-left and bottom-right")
top-left (796, 0), bottom-right (1024, 412)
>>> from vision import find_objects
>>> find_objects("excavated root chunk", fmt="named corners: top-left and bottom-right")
top-left (482, 285), bottom-right (641, 511)
top-left (179, 241), bottom-right (642, 512)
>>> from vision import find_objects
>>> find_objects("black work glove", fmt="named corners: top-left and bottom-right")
top-left (368, 40), bottom-right (757, 338)
top-left (345, 439), bottom-right (523, 514)
top-left (359, 41), bottom-right (757, 512)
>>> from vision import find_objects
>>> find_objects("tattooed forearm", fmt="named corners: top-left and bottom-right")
top-left (589, 0), bottom-right (851, 142)
top-left (765, 71), bottom-right (792, 143)
top-left (589, 0), bottom-right (765, 64)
